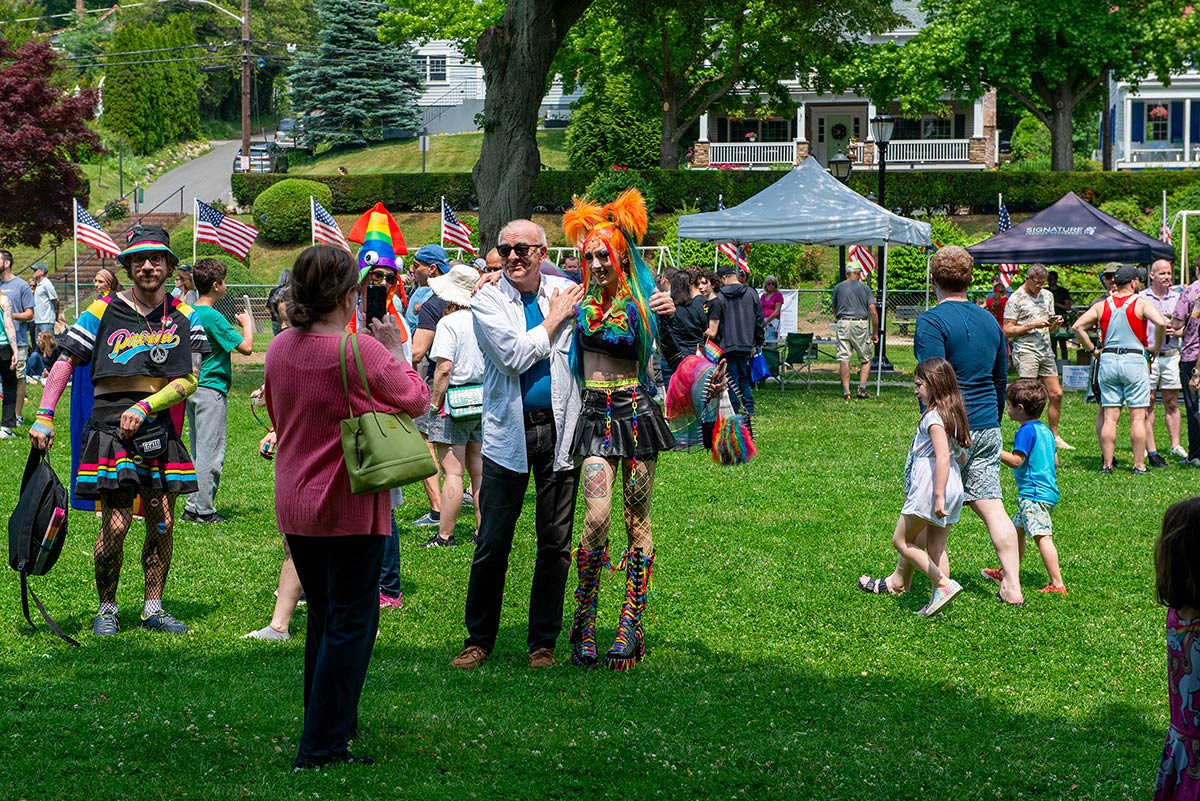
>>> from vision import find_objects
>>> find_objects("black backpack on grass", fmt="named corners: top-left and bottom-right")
top-left (8, 447), bottom-right (78, 647)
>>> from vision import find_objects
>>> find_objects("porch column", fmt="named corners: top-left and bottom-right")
top-left (698, 112), bottom-right (710, 143)
top-left (972, 96), bottom-right (984, 137)
top-left (1124, 96), bottom-right (1132, 165)
top-left (795, 104), bottom-right (807, 141)
top-left (1187, 99), bottom-right (1193, 164)
top-left (866, 101), bottom-right (877, 137)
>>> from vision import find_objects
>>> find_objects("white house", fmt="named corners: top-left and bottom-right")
top-left (692, 0), bottom-right (999, 171)
top-left (413, 40), bottom-right (582, 135)
top-left (1105, 69), bottom-right (1200, 169)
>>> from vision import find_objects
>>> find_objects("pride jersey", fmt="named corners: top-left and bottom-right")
top-left (61, 293), bottom-right (210, 380)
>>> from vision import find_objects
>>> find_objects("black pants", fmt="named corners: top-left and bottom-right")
top-left (0, 345), bottom-right (15, 427)
top-left (1182, 360), bottom-right (1200, 460)
top-left (286, 533), bottom-right (385, 765)
top-left (463, 419), bottom-right (580, 654)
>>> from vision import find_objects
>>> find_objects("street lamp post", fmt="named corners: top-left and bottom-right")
top-left (828, 151), bottom-right (853, 283)
top-left (870, 114), bottom-right (895, 371)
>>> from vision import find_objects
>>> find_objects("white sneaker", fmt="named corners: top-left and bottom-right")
top-left (1171, 445), bottom-right (1189, 460)
top-left (0, 427), bottom-right (15, 439)
top-left (1054, 435), bottom-right (1075, 451)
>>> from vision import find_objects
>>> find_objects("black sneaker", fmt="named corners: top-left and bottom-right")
top-left (139, 609), bottom-right (192, 634)
top-left (422, 534), bottom-right (457, 548)
top-left (1099, 465), bottom-right (1113, 475)
top-left (1133, 466), bottom-right (1149, 475)
top-left (1148, 452), bottom-right (1168, 468)
top-left (183, 510), bottom-right (227, 524)
top-left (93, 612), bottom-right (119, 637)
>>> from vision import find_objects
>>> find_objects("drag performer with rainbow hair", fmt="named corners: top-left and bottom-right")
top-left (562, 188), bottom-right (675, 671)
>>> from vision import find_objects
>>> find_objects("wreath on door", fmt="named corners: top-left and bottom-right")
top-left (831, 123), bottom-right (848, 140)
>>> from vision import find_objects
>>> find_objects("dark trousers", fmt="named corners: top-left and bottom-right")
top-left (463, 419), bottom-right (580, 654)
top-left (725, 350), bottom-right (755, 417)
top-left (379, 513), bottom-right (401, 598)
top-left (0, 345), bottom-right (16, 427)
top-left (286, 533), bottom-right (385, 765)
top-left (1183, 360), bottom-right (1200, 460)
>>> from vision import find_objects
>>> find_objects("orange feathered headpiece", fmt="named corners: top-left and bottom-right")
top-left (562, 189), bottom-right (649, 286)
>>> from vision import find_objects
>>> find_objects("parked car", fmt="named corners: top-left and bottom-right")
top-left (274, 117), bottom-right (296, 148)
top-left (232, 142), bottom-right (288, 173)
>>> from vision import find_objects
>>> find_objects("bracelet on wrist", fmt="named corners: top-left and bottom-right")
top-left (36, 407), bottom-right (55, 420)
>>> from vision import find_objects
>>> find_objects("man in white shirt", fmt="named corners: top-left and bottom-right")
top-left (1139, 258), bottom-right (1184, 466)
top-left (453, 220), bottom-right (585, 671)
top-left (1004, 263), bottom-right (1072, 450)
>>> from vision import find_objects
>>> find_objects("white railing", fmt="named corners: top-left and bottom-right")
top-left (709, 141), bottom-right (796, 167)
top-left (880, 139), bottom-right (970, 163)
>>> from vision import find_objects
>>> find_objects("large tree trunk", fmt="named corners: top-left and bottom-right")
top-left (659, 98), bottom-right (680, 169)
top-left (473, 0), bottom-right (593, 248)
top-left (1048, 101), bottom-right (1076, 171)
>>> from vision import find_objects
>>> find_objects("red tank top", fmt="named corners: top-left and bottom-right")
top-left (1098, 293), bottom-right (1148, 347)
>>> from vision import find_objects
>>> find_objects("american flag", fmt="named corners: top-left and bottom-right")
top-left (311, 197), bottom-right (350, 252)
top-left (195, 200), bottom-right (258, 259)
top-left (1161, 195), bottom-right (1172, 245)
top-left (996, 199), bottom-right (1019, 288)
top-left (848, 244), bottom-right (876, 280)
top-left (715, 196), bottom-right (748, 272)
top-left (441, 198), bottom-right (477, 254)
top-left (75, 200), bottom-right (121, 258)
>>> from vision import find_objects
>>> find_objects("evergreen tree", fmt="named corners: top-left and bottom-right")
top-left (288, 0), bottom-right (421, 147)
top-left (103, 24), bottom-right (155, 152)
top-left (164, 14), bottom-right (201, 141)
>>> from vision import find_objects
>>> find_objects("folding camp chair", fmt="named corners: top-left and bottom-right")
top-left (777, 332), bottom-right (814, 390)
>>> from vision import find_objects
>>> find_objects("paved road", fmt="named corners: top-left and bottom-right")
top-left (139, 139), bottom-right (241, 216)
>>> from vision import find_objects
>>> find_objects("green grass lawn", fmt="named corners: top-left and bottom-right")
top-left (288, 130), bottom-right (570, 175)
top-left (0, 365), bottom-right (1183, 799)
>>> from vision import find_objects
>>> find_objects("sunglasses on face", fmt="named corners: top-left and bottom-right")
top-left (497, 243), bottom-right (541, 259)
top-left (582, 250), bottom-right (611, 264)
top-left (369, 270), bottom-right (390, 282)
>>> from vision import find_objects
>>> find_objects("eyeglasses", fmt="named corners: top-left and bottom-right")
top-left (497, 243), bottom-right (541, 259)
top-left (135, 253), bottom-right (167, 267)
top-left (369, 270), bottom-right (390, 282)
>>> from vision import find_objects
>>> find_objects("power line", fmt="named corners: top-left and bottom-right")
top-left (58, 42), bottom-right (237, 60)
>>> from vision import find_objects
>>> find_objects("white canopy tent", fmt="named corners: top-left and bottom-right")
top-left (678, 156), bottom-right (933, 392)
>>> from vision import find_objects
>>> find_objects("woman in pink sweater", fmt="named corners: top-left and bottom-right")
top-left (265, 245), bottom-right (429, 771)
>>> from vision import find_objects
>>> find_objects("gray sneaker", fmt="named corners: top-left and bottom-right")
top-left (93, 612), bottom-right (119, 637)
top-left (139, 609), bottom-right (192, 634)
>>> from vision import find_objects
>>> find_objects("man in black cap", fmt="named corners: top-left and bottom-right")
top-left (706, 263), bottom-right (765, 422)
top-left (29, 225), bottom-right (210, 636)
top-left (1072, 263), bottom-right (1166, 474)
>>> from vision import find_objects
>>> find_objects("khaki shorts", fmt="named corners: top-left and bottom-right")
top-left (13, 344), bottom-right (26, 381)
top-left (835, 319), bottom-right (872, 364)
top-left (1150, 351), bottom-right (1182, 390)
top-left (1013, 346), bottom-right (1057, 379)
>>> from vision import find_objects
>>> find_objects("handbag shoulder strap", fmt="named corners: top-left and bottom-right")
top-left (338, 332), bottom-right (379, 417)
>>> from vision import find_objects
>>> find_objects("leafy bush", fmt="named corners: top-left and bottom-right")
top-left (886, 216), bottom-right (989, 292)
top-left (193, 243), bottom-right (251, 283)
top-left (1010, 113), bottom-right (1050, 162)
top-left (566, 77), bottom-right (662, 171)
top-left (1098, 199), bottom-right (1148, 229)
top-left (584, 167), bottom-right (657, 215)
top-left (251, 179), bottom-right (334, 244)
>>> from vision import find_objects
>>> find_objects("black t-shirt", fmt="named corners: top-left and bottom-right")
top-left (417, 295), bottom-right (447, 332)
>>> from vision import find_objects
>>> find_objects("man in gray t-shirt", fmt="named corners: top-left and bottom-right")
top-left (830, 264), bottom-right (878, 398)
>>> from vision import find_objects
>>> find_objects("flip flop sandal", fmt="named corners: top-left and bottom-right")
top-left (857, 576), bottom-right (895, 595)
top-left (995, 591), bottom-right (1026, 608)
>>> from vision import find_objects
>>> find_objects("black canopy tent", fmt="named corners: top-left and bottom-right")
top-left (967, 192), bottom-right (1176, 266)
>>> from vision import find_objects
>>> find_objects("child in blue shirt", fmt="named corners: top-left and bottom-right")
top-left (983, 378), bottom-right (1066, 594)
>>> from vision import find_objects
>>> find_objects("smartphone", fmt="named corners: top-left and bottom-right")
top-left (366, 284), bottom-right (388, 325)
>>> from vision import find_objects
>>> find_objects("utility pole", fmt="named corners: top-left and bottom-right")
top-left (241, 0), bottom-right (251, 173)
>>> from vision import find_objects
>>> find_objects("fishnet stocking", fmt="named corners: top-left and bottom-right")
top-left (95, 496), bottom-right (134, 605)
top-left (93, 489), bottom-right (177, 604)
top-left (620, 459), bottom-right (656, 554)
top-left (139, 490), bottom-right (176, 601)
top-left (580, 457), bottom-right (615, 552)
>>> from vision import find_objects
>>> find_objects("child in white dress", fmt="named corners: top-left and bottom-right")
top-left (894, 357), bottom-right (971, 616)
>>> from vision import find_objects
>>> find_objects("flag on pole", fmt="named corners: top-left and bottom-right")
top-left (311, 197), bottom-right (351, 252)
top-left (195, 200), bottom-right (258, 259)
top-left (996, 197), bottom-right (1019, 288)
top-left (74, 201), bottom-right (121, 257)
top-left (1161, 190), bottom-right (1172, 245)
top-left (441, 198), bottom-right (477, 254)
top-left (848, 244), bottom-right (876, 280)
top-left (715, 196), bottom-right (748, 272)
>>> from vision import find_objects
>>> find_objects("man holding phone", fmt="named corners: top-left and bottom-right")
top-left (1005, 263), bottom-right (1072, 450)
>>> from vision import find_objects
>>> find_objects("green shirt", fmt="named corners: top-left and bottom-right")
top-left (193, 304), bottom-right (242, 394)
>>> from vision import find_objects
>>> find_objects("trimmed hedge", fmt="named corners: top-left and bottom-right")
top-left (251, 179), bottom-right (335, 244)
top-left (232, 169), bottom-right (1200, 216)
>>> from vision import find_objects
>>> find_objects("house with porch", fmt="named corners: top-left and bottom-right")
top-left (689, 0), bottom-right (1000, 172)
top-left (1106, 69), bottom-right (1200, 169)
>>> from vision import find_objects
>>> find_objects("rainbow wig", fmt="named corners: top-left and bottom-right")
top-left (562, 189), bottom-right (659, 386)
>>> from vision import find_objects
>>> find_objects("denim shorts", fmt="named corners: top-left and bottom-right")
top-left (1098, 352), bottom-right (1151, 408)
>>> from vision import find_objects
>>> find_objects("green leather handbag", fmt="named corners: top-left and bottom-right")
top-left (338, 332), bottom-right (437, 494)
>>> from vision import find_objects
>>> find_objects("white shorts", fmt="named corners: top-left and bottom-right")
top-left (1150, 351), bottom-right (1182, 390)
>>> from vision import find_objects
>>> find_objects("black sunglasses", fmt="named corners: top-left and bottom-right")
top-left (497, 242), bottom-right (541, 259)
